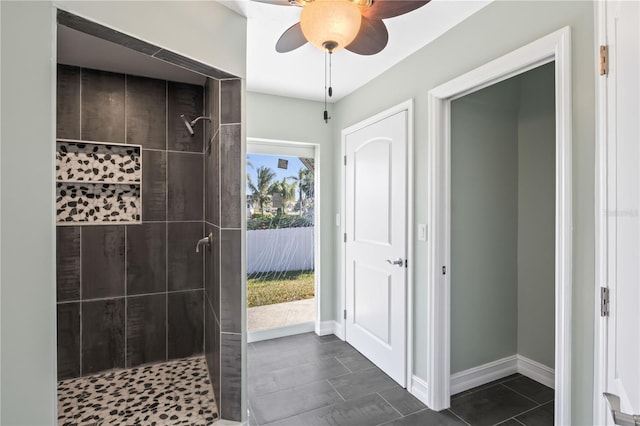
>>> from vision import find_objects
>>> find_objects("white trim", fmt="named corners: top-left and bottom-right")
top-left (593, 1), bottom-right (609, 424)
top-left (340, 99), bottom-right (414, 387)
top-left (449, 355), bottom-right (555, 396)
top-left (450, 356), bottom-right (518, 395)
top-left (410, 375), bottom-right (430, 406)
top-left (316, 320), bottom-right (344, 339)
top-left (247, 321), bottom-right (315, 343)
top-left (426, 27), bottom-right (572, 425)
top-left (517, 355), bottom-right (555, 390)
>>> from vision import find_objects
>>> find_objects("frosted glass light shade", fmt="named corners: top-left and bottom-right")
top-left (300, 0), bottom-right (362, 52)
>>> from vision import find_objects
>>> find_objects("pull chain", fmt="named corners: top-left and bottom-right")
top-left (323, 49), bottom-right (332, 123)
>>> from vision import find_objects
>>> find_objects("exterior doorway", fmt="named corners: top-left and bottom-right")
top-left (246, 139), bottom-right (320, 342)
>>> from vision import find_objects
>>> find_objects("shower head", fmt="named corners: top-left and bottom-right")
top-left (180, 114), bottom-right (195, 136)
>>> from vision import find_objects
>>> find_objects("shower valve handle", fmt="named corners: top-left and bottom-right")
top-left (196, 233), bottom-right (213, 253)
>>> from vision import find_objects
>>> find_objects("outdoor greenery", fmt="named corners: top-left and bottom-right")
top-left (247, 213), bottom-right (313, 230)
top-left (247, 270), bottom-right (315, 307)
top-left (247, 161), bottom-right (315, 223)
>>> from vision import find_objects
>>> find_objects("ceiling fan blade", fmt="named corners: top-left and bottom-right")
top-left (363, 0), bottom-right (430, 20)
top-left (250, 0), bottom-right (293, 6)
top-left (345, 17), bottom-right (388, 55)
top-left (276, 22), bottom-right (308, 53)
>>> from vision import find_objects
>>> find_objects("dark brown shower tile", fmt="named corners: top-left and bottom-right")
top-left (56, 226), bottom-right (80, 302)
top-left (57, 302), bottom-right (80, 380)
top-left (81, 68), bottom-right (125, 143)
top-left (205, 224), bottom-right (220, 318)
top-left (127, 222), bottom-right (166, 295)
top-left (167, 222), bottom-right (204, 291)
top-left (126, 294), bottom-right (167, 367)
top-left (167, 152), bottom-right (204, 222)
top-left (205, 78), bottom-right (220, 144)
top-left (81, 226), bottom-right (125, 299)
top-left (205, 300), bottom-right (220, 401)
top-left (126, 75), bottom-right (166, 149)
top-left (220, 125), bottom-right (241, 228)
top-left (82, 298), bottom-right (125, 375)
top-left (57, 64), bottom-right (80, 139)
top-left (168, 290), bottom-right (204, 359)
top-left (221, 79), bottom-right (241, 124)
top-left (220, 229), bottom-right (241, 333)
top-left (205, 131), bottom-right (220, 225)
top-left (220, 332), bottom-right (242, 421)
top-left (168, 82), bottom-right (204, 153)
top-left (142, 149), bottom-right (166, 222)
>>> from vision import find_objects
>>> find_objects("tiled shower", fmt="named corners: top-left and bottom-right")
top-left (55, 64), bottom-right (243, 423)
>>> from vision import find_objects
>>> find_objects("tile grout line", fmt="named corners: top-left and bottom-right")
top-left (79, 226), bottom-right (83, 377)
top-left (333, 356), bottom-right (353, 374)
top-left (376, 392), bottom-right (404, 419)
top-left (499, 382), bottom-right (546, 406)
top-left (165, 79), bottom-right (169, 364)
top-left (447, 408), bottom-right (473, 426)
top-left (325, 378), bottom-right (346, 401)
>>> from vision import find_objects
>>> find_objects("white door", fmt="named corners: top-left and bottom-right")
top-left (603, 0), bottom-right (640, 423)
top-left (344, 110), bottom-right (408, 386)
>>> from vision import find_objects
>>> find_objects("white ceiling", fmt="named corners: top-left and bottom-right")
top-left (57, 0), bottom-right (492, 103)
top-left (222, 0), bottom-right (492, 102)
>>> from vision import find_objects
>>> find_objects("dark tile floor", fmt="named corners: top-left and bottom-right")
top-left (248, 333), bottom-right (554, 426)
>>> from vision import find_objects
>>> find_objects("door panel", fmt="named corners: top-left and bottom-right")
top-left (605, 0), bottom-right (640, 421)
top-left (345, 110), bottom-right (407, 386)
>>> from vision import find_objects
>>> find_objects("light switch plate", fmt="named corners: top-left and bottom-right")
top-left (418, 224), bottom-right (427, 241)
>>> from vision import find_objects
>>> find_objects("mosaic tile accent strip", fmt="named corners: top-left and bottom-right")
top-left (57, 141), bottom-right (141, 183)
top-left (57, 356), bottom-right (218, 426)
top-left (56, 182), bottom-right (141, 223)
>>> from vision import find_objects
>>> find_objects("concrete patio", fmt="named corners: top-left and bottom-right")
top-left (248, 298), bottom-right (315, 331)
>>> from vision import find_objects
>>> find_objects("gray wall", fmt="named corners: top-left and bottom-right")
top-left (246, 92), bottom-right (334, 321)
top-left (450, 63), bottom-right (556, 374)
top-left (450, 77), bottom-right (520, 374)
top-left (0, 1), bottom-right (247, 424)
top-left (517, 63), bottom-right (556, 368)
top-left (332, 2), bottom-right (594, 423)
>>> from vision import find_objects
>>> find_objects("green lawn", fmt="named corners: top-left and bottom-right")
top-left (247, 270), bottom-right (315, 308)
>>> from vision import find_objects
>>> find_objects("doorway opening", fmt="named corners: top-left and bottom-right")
top-left (246, 139), bottom-right (320, 342)
top-left (426, 27), bottom-right (572, 425)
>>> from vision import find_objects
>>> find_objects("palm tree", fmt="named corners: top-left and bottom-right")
top-left (247, 166), bottom-right (276, 214)
top-left (289, 168), bottom-right (314, 212)
top-left (269, 178), bottom-right (297, 210)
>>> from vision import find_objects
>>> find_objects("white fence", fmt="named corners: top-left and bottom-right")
top-left (247, 227), bottom-right (314, 274)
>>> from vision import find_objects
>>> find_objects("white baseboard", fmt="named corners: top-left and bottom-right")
top-left (517, 355), bottom-right (555, 389)
top-left (410, 375), bottom-right (430, 406)
top-left (316, 320), bottom-right (344, 340)
top-left (248, 321), bottom-right (315, 343)
top-left (450, 355), bottom-right (518, 395)
top-left (449, 354), bottom-right (555, 395)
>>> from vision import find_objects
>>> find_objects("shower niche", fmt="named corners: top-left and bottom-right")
top-left (56, 139), bottom-right (142, 224)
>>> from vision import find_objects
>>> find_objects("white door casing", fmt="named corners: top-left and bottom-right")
top-left (426, 27), bottom-right (572, 424)
top-left (595, 1), bottom-right (640, 424)
top-left (343, 106), bottom-right (410, 387)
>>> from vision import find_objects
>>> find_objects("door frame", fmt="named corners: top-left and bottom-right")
top-left (245, 137), bottom-right (321, 343)
top-left (425, 27), bottom-right (573, 425)
top-left (340, 99), bottom-right (415, 388)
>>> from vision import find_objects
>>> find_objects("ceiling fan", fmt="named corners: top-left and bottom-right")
top-left (252, 0), bottom-right (430, 55)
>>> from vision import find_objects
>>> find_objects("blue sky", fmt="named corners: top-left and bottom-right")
top-left (246, 154), bottom-right (305, 195)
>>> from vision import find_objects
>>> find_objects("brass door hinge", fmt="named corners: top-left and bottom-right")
top-left (600, 45), bottom-right (609, 76)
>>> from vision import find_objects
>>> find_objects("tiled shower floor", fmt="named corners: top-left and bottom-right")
top-left (57, 356), bottom-right (218, 426)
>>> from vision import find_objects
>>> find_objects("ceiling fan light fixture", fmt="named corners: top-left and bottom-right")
top-left (300, 0), bottom-right (362, 52)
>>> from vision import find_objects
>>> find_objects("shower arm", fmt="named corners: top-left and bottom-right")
top-left (189, 116), bottom-right (212, 126)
